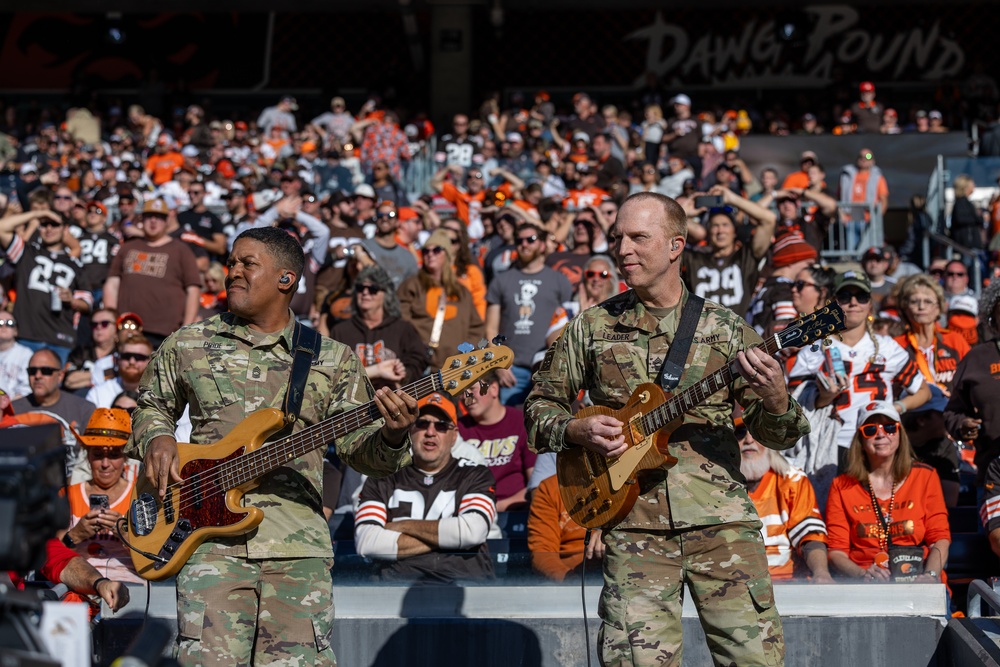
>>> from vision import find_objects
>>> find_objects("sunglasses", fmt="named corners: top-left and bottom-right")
top-left (414, 418), bottom-right (455, 432)
top-left (422, 246), bottom-right (446, 256)
top-left (92, 320), bottom-right (115, 329)
top-left (586, 270), bottom-right (611, 280)
top-left (517, 235), bottom-right (539, 245)
top-left (89, 447), bottom-right (126, 460)
top-left (734, 425), bottom-right (749, 440)
top-left (836, 290), bottom-right (872, 305)
top-left (355, 284), bottom-right (384, 295)
top-left (0, 319), bottom-right (15, 327)
top-left (119, 322), bottom-right (140, 331)
top-left (929, 268), bottom-right (945, 277)
top-left (468, 172), bottom-right (484, 180)
top-left (945, 271), bottom-right (967, 278)
top-left (39, 221), bottom-right (63, 229)
top-left (119, 352), bottom-right (150, 363)
top-left (27, 366), bottom-right (60, 376)
top-left (377, 211), bottom-right (397, 219)
top-left (53, 195), bottom-right (73, 201)
top-left (860, 422), bottom-right (899, 438)
top-left (791, 280), bottom-right (817, 292)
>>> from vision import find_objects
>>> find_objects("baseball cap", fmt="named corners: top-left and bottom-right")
top-left (87, 201), bottom-right (107, 216)
top-left (800, 150), bottom-right (818, 163)
top-left (301, 140), bottom-right (318, 153)
top-left (19, 163), bottom-right (37, 175)
top-left (929, 110), bottom-right (943, 120)
top-left (856, 400), bottom-right (900, 428)
top-left (802, 113), bottom-right (817, 122)
top-left (908, 384), bottom-right (948, 414)
top-left (833, 270), bottom-right (871, 294)
top-left (915, 110), bottom-right (929, 119)
top-left (181, 145), bottom-right (200, 158)
top-left (948, 294), bottom-right (978, 316)
top-left (884, 108), bottom-right (898, 118)
top-left (235, 120), bottom-right (248, 131)
top-left (331, 96), bottom-right (346, 108)
top-left (417, 392), bottom-right (458, 424)
top-left (860, 81), bottom-right (875, 93)
top-left (670, 94), bottom-right (692, 107)
top-left (353, 184), bottom-right (376, 200)
top-left (142, 199), bottom-right (169, 216)
top-left (506, 132), bottom-right (523, 144)
top-left (0, 388), bottom-right (12, 417)
top-left (281, 96), bottom-right (299, 110)
top-left (572, 131), bottom-right (590, 143)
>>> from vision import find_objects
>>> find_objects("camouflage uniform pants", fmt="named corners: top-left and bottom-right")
top-left (175, 552), bottom-right (336, 667)
top-left (598, 521), bottom-right (783, 667)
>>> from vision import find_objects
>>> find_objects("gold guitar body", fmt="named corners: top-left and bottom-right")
top-left (556, 383), bottom-right (679, 529)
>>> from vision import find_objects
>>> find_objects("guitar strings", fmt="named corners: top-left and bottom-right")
top-left (637, 314), bottom-right (820, 436)
top-left (157, 360), bottom-right (487, 515)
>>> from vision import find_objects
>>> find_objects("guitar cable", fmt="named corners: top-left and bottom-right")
top-left (581, 528), bottom-right (593, 667)
top-left (116, 517), bottom-right (170, 565)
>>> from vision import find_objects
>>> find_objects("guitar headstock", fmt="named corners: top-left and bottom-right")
top-left (437, 344), bottom-right (515, 396)
top-left (776, 301), bottom-right (847, 350)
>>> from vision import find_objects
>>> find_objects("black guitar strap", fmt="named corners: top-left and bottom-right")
top-left (283, 322), bottom-right (322, 420)
top-left (659, 294), bottom-right (704, 391)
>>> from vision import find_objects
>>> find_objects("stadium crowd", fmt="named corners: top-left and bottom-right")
top-left (2, 82), bottom-right (1000, 597)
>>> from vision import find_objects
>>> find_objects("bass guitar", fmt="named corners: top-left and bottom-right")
top-left (557, 303), bottom-right (845, 529)
top-left (124, 344), bottom-right (513, 581)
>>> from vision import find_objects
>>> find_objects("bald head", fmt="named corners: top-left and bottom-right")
top-left (617, 192), bottom-right (688, 241)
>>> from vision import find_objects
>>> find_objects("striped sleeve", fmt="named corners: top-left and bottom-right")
top-left (457, 463), bottom-right (498, 524)
top-left (981, 458), bottom-right (1000, 533)
top-left (356, 500), bottom-right (388, 527)
top-left (782, 468), bottom-right (827, 549)
top-left (5, 233), bottom-right (24, 263)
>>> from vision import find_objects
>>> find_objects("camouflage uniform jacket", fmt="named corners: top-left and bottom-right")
top-left (525, 287), bottom-right (809, 530)
top-left (128, 310), bottom-right (412, 559)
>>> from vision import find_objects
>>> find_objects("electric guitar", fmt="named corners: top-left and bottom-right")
top-left (557, 303), bottom-right (845, 529)
top-left (124, 344), bottom-right (514, 581)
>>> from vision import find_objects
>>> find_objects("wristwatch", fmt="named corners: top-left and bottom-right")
top-left (61, 533), bottom-right (76, 548)
top-left (925, 570), bottom-right (939, 579)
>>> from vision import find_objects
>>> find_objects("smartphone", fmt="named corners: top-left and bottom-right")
top-left (89, 493), bottom-right (110, 510)
top-left (824, 346), bottom-right (847, 378)
top-left (694, 194), bottom-right (723, 208)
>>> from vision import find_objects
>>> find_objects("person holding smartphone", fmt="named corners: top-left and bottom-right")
top-left (60, 407), bottom-right (143, 582)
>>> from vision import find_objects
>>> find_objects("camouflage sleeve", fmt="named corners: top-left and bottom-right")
top-left (126, 338), bottom-right (189, 460)
top-left (328, 343), bottom-right (413, 478)
top-left (524, 315), bottom-right (589, 454)
top-left (732, 319), bottom-right (810, 451)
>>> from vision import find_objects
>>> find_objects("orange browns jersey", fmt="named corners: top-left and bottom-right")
top-left (748, 467), bottom-right (827, 580)
top-left (563, 187), bottom-right (610, 211)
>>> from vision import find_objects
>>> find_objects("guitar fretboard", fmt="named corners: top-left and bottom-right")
top-left (215, 373), bottom-right (443, 488)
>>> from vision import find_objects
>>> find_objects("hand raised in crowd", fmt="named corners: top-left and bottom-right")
top-left (736, 347), bottom-right (790, 414)
top-left (369, 359), bottom-right (406, 383)
top-left (275, 194), bottom-right (301, 219)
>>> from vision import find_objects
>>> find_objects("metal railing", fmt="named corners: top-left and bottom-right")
top-left (820, 202), bottom-right (885, 263)
top-left (967, 578), bottom-right (1000, 619)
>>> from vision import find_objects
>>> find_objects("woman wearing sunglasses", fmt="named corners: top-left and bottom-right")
top-left (398, 228), bottom-right (484, 372)
top-left (328, 265), bottom-right (427, 390)
top-left (787, 271), bottom-right (931, 506)
top-left (570, 255), bottom-right (621, 315)
top-left (825, 401), bottom-right (950, 583)
top-left (63, 307), bottom-right (119, 394)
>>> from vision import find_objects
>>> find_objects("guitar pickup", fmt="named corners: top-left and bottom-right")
top-left (164, 487), bottom-right (175, 524)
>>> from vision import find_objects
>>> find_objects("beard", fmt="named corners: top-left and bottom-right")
top-left (740, 449), bottom-right (772, 483)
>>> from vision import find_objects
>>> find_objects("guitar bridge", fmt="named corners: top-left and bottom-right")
top-left (130, 493), bottom-right (158, 537)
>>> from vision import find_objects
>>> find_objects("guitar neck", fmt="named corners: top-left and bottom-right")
top-left (229, 373), bottom-right (444, 483)
top-left (643, 334), bottom-right (782, 435)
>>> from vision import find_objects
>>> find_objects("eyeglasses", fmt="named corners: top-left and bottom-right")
top-left (468, 172), bottom-right (484, 180)
top-left (39, 221), bottom-right (63, 229)
top-left (586, 270), bottom-right (611, 280)
top-left (929, 268), bottom-right (945, 277)
top-left (119, 352), bottom-right (150, 363)
top-left (422, 246), bottom-right (446, 256)
top-left (91, 320), bottom-right (115, 329)
top-left (377, 211), bottom-right (397, 219)
top-left (118, 322), bottom-right (140, 331)
top-left (791, 280), bottom-right (817, 292)
top-left (0, 319), bottom-right (14, 327)
top-left (836, 290), bottom-right (872, 305)
top-left (355, 284), bottom-right (384, 295)
top-left (53, 195), bottom-right (73, 201)
top-left (89, 447), bottom-right (125, 460)
top-left (27, 366), bottom-right (60, 376)
top-left (643, 168), bottom-right (657, 175)
top-left (860, 422), bottom-right (899, 438)
top-left (945, 271), bottom-right (967, 278)
top-left (734, 425), bottom-right (749, 440)
top-left (517, 235), bottom-right (539, 245)
top-left (414, 418), bottom-right (455, 432)
top-left (907, 298), bottom-right (937, 309)
top-left (304, 195), bottom-right (317, 203)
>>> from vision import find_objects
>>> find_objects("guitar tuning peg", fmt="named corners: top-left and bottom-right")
top-left (477, 338), bottom-right (489, 350)
top-left (457, 342), bottom-right (475, 354)
top-left (491, 335), bottom-right (507, 346)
